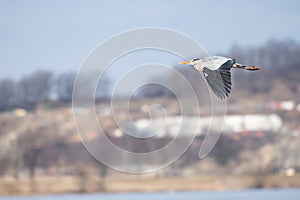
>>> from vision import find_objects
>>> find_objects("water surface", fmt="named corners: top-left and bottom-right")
top-left (1, 189), bottom-right (300, 200)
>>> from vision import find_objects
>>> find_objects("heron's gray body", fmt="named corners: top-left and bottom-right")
top-left (192, 56), bottom-right (236, 99)
top-left (193, 56), bottom-right (234, 71)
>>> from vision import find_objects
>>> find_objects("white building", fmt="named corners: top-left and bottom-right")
top-left (114, 114), bottom-right (283, 138)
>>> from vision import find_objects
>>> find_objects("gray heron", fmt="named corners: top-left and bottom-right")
top-left (179, 56), bottom-right (260, 99)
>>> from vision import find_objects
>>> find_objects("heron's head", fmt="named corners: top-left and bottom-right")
top-left (179, 58), bottom-right (201, 66)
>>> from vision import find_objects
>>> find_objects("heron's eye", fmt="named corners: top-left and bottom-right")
top-left (192, 58), bottom-right (200, 62)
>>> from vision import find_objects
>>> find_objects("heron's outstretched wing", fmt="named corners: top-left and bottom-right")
top-left (203, 60), bottom-right (232, 99)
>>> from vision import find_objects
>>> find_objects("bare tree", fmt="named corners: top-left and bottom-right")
top-left (17, 128), bottom-right (47, 192)
top-left (55, 72), bottom-right (76, 102)
top-left (17, 70), bottom-right (53, 106)
top-left (95, 73), bottom-right (111, 100)
top-left (0, 79), bottom-right (16, 110)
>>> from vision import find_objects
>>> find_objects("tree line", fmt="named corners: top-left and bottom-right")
top-left (1, 38), bottom-right (300, 110)
top-left (0, 71), bottom-right (76, 110)
top-left (0, 70), bottom-right (112, 110)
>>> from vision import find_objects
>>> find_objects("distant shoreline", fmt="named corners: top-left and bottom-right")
top-left (1, 174), bottom-right (300, 197)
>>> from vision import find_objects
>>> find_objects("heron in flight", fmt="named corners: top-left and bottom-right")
top-left (179, 56), bottom-right (260, 99)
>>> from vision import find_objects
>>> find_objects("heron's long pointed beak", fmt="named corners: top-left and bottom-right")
top-left (179, 61), bottom-right (191, 65)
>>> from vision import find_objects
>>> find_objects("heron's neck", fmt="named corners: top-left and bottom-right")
top-left (193, 63), bottom-right (203, 71)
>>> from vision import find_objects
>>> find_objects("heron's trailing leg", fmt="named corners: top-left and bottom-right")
top-left (232, 64), bottom-right (246, 69)
top-left (245, 66), bottom-right (260, 71)
top-left (232, 64), bottom-right (260, 71)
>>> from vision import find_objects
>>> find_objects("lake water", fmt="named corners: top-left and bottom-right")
top-left (1, 189), bottom-right (300, 200)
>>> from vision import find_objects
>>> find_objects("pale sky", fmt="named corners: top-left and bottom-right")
top-left (1, 0), bottom-right (300, 79)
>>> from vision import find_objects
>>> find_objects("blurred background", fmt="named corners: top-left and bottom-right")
top-left (0, 0), bottom-right (300, 199)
